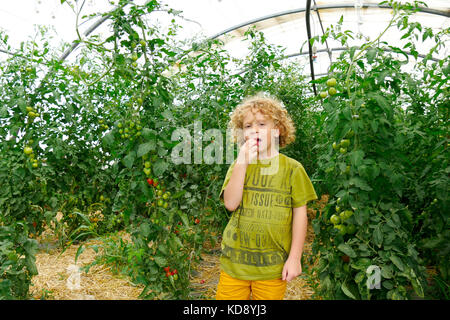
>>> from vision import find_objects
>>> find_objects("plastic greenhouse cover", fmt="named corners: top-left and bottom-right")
top-left (0, 0), bottom-right (448, 71)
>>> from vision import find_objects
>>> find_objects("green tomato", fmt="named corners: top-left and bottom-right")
top-left (339, 147), bottom-right (347, 154)
top-left (340, 139), bottom-right (350, 148)
top-left (319, 91), bottom-right (328, 99)
top-left (330, 214), bottom-right (340, 225)
top-left (157, 190), bottom-right (163, 197)
top-left (162, 193), bottom-right (169, 200)
top-left (332, 142), bottom-right (340, 150)
top-left (326, 78), bottom-right (337, 87)
top-left (334, 224), bottom-right (346, 235)
top-left (344, 210), bottom-right (354, 219)
top-left (144, 168), bottom-right (151, 176)
top-left (345, 130), bottom-right (355, 138)
top-left (157, 199), bottom-right (164, 207)
top-left (144, 161), bottom-right (151, 168)
top-left (163, 202), bottom-right (168, 209)
top-left (24, 147), bottom-right (33, 155)
top-left (328, 87), bottom-right (337, 96)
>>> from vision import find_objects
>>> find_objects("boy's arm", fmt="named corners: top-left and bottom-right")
top-left (222, 137), bottom-right (258, 211)
top-left (282, 205), bottom-right (308, 282)
top-left (223, 162), bottom-right (248, 211)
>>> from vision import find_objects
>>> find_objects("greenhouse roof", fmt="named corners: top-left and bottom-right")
top-left (1, 0), bottom-right (449, 77)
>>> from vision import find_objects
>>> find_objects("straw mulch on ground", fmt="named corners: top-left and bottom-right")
top-left (30, 231), bottom-right (143, 300)
top-left (30, 195), bottom-right (327, 300)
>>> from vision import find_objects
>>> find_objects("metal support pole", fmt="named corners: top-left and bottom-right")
top-left (305, 0), bottom-right (317, 95)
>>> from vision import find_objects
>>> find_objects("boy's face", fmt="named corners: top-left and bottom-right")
top-left (242, 110), bottom-right (279, 153)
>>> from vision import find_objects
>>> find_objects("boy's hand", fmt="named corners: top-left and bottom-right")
top-left (237, 137), bottom-right (258, 165)
top-left (282, 257), bottom-right (302, 282)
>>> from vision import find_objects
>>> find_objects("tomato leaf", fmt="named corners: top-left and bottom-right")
top-left (154, 256), bottom-right (168, 268)
top-left (389, 255), bottom-right (405, 271)
top-left (349, 150), bottom-right (364, 167)
top-left (137, 142), bottom-right (156, 158)
top-left (410, 276), bottom-right (424, 298)
top-left (122, 151), bottom-right (136, 169)
top-left (152, 159), bottom-right (168, 176)
top-left (341, 281), bottom-right (358, 300)
top-left (354, 271), bottom-right (365, 283)
top-left (337, 243), bottom-right (356, 258)
top-left (103, 131), bottom-right (115, 146)
top-left (139, 223), bottom-right (151, 237)
top-left (178, 211), bottom-right (190, 227)
top-left (373, 225), bottom-right (383, 247)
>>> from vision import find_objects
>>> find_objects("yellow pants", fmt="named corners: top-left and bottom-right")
top-left (215, 270), bottom-right (287, 300)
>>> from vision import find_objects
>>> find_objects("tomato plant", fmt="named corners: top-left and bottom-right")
top-left (310, 1), bottom-right (448, 299)
top-left (0, 0), bottom-right (446, 300)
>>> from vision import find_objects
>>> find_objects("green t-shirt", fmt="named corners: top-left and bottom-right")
top-left (219, 153), bottom-right (318, 280)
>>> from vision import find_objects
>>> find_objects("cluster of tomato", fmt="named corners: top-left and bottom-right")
top-left (329, 198), bottom-right (357, 236)
top-left (129, 39), bottom-right (147, 68)
top-left (117, 119), bottom-right (143, 140)
top-left (98, 119), bottom-right (109, 131)
top-left (319, 77), bottom-right (338, 99)
top-left (23, 144), bottom-right (39, 169)
top-left (332, 136), bottom-right (352, 155)
top-left (26, 105), bottom-right (40, 122)
top-left (163, 266), bottom-right (178, 280)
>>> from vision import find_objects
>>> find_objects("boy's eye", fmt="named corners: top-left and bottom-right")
top-left (259, 123), bottom-right (265, 126)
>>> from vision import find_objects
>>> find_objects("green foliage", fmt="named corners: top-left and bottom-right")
top-left (0, 0), bottom-right (447, 300)
top-left (309, 1), bottom-right (448, 300)
top-left (0, 223), bottom-right (38, 300)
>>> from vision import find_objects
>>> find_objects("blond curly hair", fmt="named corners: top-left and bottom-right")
top-left (227, 93), bottom-right (296, 148)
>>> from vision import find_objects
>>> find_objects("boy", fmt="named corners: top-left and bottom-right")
top-left (216, 93), bottom-right (318, 300)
